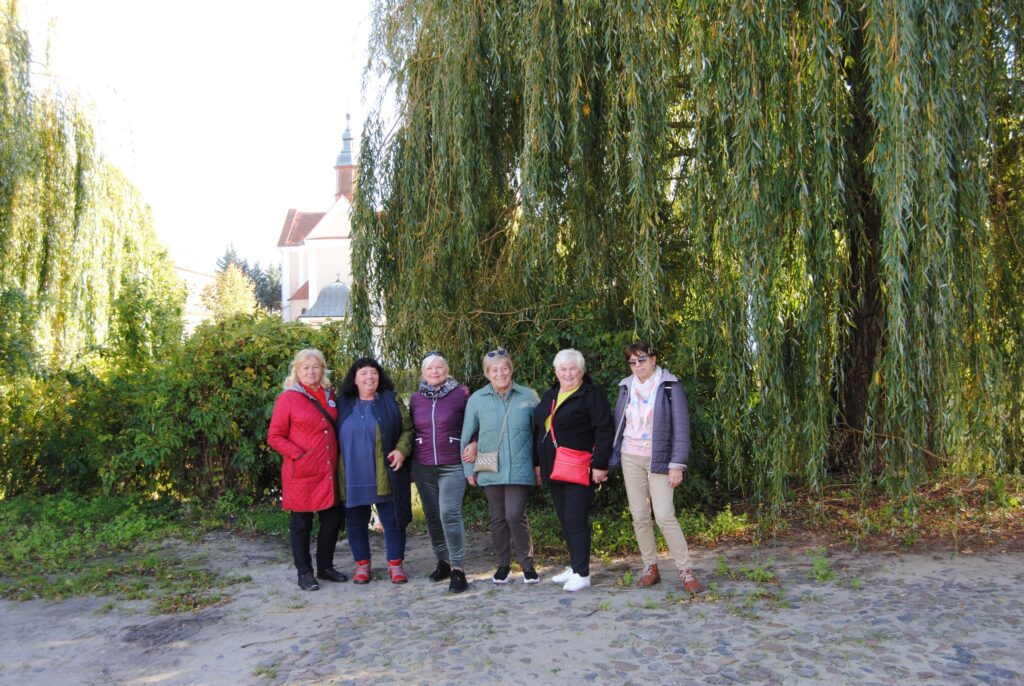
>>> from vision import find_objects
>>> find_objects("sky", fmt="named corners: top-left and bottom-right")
top-left (20, 0), bottom-right (387, 273)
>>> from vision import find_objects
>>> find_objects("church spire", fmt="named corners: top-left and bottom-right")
top-left (334, 114), bottom-right (356, 201)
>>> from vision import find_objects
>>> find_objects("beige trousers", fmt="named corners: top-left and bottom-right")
top-left (621, 451), bottom-right (690, 570)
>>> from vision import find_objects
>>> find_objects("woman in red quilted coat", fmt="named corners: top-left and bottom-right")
top-left (267, 348), bottom-right (347, 591)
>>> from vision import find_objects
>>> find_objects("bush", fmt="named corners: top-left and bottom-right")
top-left (105, 314), bottom-right (354, 500)
top-left (0, 367), bottom-right (114, 497)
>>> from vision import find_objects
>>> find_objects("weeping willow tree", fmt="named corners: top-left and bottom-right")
top-left (352, 0), bottom-right (675, 385)
top-left (677, 0), bottom-right (1019, 509)
top-left (353, 0), bottom-right (1022, 509)
top-left (1, 2), bottom-right (182, 371)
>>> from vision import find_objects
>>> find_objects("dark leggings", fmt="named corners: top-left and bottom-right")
top-left (289, 504), bottom-right (345, 576)
top-left (548, 480), bottom-right (593, 576)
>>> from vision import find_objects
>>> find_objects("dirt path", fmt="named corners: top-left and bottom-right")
top-left (1, 529), bottom-right (1021, 685)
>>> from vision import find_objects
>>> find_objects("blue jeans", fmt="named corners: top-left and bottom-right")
top-left (412, 462), bottom-right (467, 567)
top-left (346, 500), bottom-right (406, 562)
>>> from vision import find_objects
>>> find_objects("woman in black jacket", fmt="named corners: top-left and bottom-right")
top-left (533, 348), bottom-right (614, 592)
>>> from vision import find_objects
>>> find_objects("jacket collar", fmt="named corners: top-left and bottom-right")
top-left (481, 381), bottom-right (525, 397)
top-left (547, 375), bottom-right (597, 396)
top-left (617, 369), bottom-right (679, 388)
top-left (286, 384), bottom-right (334, 399)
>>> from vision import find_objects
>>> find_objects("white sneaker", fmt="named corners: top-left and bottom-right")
top-left (551, 566), bottom-right (574, 584)
top-left (563, 573), bottom-right (591, 592)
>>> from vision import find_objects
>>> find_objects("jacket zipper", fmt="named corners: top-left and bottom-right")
top-left (612, 385), bottom-right (628, 447)
top-left (431, 398), bottom-right (438, 466)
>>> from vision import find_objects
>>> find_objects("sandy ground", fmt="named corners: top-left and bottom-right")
top-left (1, 528), bottom-right (1022, 686)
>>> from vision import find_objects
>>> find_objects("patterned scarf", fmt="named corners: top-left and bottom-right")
top-left (625, 367), bottom-right (663, 440)
top-left (418, 376), bottom-right (460, 399)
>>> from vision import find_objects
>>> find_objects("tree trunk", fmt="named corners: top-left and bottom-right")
top-left (833, 7), bottom-right (884, 471)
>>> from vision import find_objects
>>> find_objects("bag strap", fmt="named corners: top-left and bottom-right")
top-left (492, 394), bottom-right (513, 452)
top-left (294, 388), bottom-right (337, 431)
top-left (549, 399), bottom-right (559, 448)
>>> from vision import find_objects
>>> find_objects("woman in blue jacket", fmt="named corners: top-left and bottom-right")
top-left (336, 357), bottom-right (413, 585)
top-left (461, 348), bottom-right (541, 584)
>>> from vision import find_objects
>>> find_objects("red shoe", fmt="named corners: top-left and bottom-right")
top-left (353, 559), bottom-right (371, 584)
top-left (389, 559), bottom-right (408, 584)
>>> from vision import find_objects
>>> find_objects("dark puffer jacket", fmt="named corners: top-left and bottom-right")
top-left (409, 385), bottom-right (470, 467)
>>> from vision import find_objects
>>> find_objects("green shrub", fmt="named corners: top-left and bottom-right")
top-left (105, 314), bottom-right (354, 500)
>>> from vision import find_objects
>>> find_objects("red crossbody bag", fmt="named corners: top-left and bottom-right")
top-left (548, 399), bottom-right (592, 485)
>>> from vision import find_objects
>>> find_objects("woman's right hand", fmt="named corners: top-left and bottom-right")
top-left (467, 475), bottom-right (477, 487)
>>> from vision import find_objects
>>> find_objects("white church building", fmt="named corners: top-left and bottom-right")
top-left (278, 116), bottom-right (356, 323)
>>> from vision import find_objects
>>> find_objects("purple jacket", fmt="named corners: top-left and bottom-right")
top-left (409, 384), bottom-right (470, 467)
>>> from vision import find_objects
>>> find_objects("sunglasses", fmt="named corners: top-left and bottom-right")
top-left (422, 350), bottom-right (444, 362)
top-left (628, 355), bottom-right (650, 366)
top-left (486, 348), bottom-right (508, 358)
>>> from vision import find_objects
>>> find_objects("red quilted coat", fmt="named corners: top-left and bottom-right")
top-left (267, 386), bottom-right (339, 512)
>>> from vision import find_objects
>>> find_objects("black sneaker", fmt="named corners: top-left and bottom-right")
top-left (492, 566), bottom-right (511, 584)
top-left (448, 568), bottom-right (468, 593)
top-left (298, 572), bottom-right (319, 591)
top-left (317, 567), bottom-right (349, 583)
top-left (523, 567), bottom-right (540, 584)
top-left (429, 560), bottom-right (451, 582)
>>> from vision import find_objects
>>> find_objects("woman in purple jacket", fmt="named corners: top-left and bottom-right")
top-left (408, 352), bottom-right (471, 593)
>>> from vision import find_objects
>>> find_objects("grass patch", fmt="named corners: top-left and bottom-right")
top-left (806, 548), bottom-right (839, 583)
top-left (529, 497), bottom-right (753, 561)
top-left (764, 475), bottom-right (1024, 552)
top-left (0, 494), bottom-right (250, 612)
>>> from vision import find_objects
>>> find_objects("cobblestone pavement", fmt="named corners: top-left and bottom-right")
top-left (1, 531), bottom-right (1021, 685)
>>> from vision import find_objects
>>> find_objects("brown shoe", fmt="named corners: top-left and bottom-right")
top-left (636, 564), bottom-right (661, 587)
top-left (681, 568), bottom-right (702, 594)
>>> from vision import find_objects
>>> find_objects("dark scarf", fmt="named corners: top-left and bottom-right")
top-left (418, 376), bottom-right (460, 399)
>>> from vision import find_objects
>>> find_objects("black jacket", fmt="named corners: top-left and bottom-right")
top-left (533, 377), bottom-right (615, 482)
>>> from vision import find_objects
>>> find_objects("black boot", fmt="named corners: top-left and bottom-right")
top-left (318, 566), bottom-right (349, 583)
top-left (429, 559), bottom-right (451, 582)
top-left (448, 568), bottom-right (468, 593)
top-left (298, 571), bottom-right (319, 591)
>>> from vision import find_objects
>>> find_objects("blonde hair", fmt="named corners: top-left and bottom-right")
top-left (283, 348), bottom-right (332, 390)
top-left (482, 350), bottom-right (515, 375)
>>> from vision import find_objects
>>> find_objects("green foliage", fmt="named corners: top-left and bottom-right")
top-left (357, 0), bottom-right (674, 383)
top-left (214, 245), bottom-right (281, 312)
top-left (106, 314), bottom-right (354, 499)
top-left (201, 264), bottom-right (257, 320)
top-left (0, 369), bottom-right (104, 496)
top-left (806, 548), bottom-right (840, 583)
top-left (359, 0), bottom-right (1024, 518)
top-left (739, 559), bottom-right (777, 584)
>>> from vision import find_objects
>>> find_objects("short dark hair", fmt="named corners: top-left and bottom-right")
top-left (338, 356), bottom-right (397, 397)
top-left (624, 341), bottom-right (657, 360)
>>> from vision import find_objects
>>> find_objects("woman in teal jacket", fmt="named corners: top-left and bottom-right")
top-left (461, 349), bottom-right (541, 584)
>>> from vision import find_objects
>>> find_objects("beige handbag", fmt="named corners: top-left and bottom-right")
top-left (474, 396), bottom-right (512, 473)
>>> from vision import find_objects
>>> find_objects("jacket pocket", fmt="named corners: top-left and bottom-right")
top-left (291, 447), bottom-right (325, 479)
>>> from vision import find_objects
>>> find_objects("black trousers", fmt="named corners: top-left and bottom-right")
top-left (548, 481), bottom-right (593, 576)
top-left (289, 504), bottom-right (345, 576)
